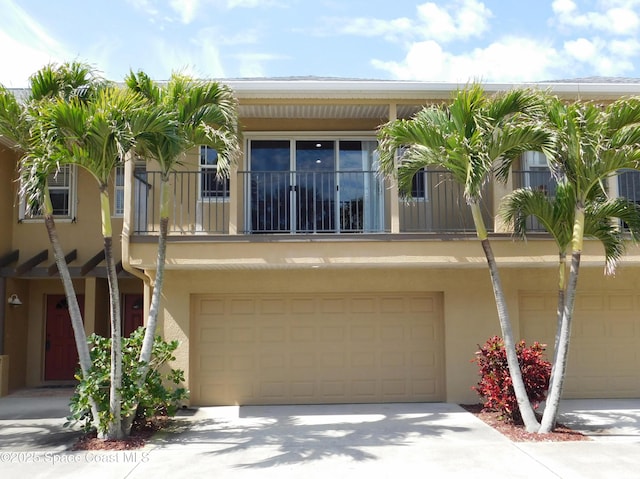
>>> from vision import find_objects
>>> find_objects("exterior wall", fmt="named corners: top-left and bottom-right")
top-left (160, 260), bottom-right (640, 405)
top-left (4, 278), bottom-right (29, 391)
top-left (11, 168), bottom-right (124, 265)
top-left (0, 145), bottom-right (17, 253)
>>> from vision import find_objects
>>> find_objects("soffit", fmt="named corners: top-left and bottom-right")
top-left (238, 103), bottom-right (422, 120)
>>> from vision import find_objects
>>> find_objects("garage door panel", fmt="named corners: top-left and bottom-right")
top-left (520, 291), bottom-right (640, 398)
top-left (192, 292), bottom-right (444, 405)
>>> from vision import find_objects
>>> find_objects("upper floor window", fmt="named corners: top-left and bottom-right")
top-left (411, 169), bottom-right (427, 199)
top-left (200, 146), bottom-right (229, 199)
top-left (114, 166), bottom-right (125, 217)
top-left (521, 151), bottom-right (555, 195)
top-left (20, 165), bottom-right (76, 220)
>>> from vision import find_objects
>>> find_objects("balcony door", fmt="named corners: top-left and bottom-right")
top-left (248, 138), bottom-right (383, 234)
top-left (295, 141), bottom-right (335, 233)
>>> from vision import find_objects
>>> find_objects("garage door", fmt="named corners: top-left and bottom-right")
top-left (520, 291), bottom-right (640, 398)
top-left (191, 292), bottom-right (445, 405)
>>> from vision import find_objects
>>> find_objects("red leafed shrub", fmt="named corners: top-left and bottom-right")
top-left (472, 336), bottom-right (551, 424)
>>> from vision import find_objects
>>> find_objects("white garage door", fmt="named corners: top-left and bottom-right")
top-left (191, 292), bottom-right (445, 405)
top-left (520, 291), bottom-right (640, 398)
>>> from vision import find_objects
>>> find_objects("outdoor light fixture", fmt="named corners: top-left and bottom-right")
top-left (7, 294), bottom-right (22, 306)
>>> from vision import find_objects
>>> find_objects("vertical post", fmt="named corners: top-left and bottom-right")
top-left (493, 170), bottom-right (513, 233)
top-left (388, 103), bottom-right (400, 234)
top-left (228, 157), bottom-right (238, 235)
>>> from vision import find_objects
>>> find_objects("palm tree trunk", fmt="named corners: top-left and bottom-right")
top-left (540, 208), bottom-right (584, 433)
top-left (43, 211), bottom-right (100, 429)
top-left (139, 178), bottom-right (170, 367)
top-left (100, 189), bottom-right (123, 440)
top-left (41, 186), bottom-right (101, 429)
top-left (122, 180), bottom-right (170, 437)
top-left (472, 202), bottom-right (540, 432)
top-left (546, 251), bottom-right (567, 411)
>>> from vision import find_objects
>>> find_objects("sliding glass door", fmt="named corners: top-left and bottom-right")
top-left (247, 138), bottom-right (383, 233)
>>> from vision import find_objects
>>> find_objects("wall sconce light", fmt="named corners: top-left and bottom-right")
top-left (7, 294), bottom-right (22, 306)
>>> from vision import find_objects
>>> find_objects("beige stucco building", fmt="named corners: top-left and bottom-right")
top-left (2, 79), bottom-right (640, 405)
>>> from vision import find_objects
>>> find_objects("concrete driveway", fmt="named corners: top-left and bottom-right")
top-left (1, 389), bottom-right (640, 478)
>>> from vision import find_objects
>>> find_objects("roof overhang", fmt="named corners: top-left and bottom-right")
top-left (225, 79), bottom-right (640, 101)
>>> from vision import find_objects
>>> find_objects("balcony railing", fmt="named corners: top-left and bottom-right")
top-left (131, 168), bottom-right (640, 236)
top-left (511, 170), bottom-right (558, 232)
top-left (239, 170), bottom-right (385, 234)
top-left (134, 171), bottom-right (230, 234)
top-left (133, 169), bottom-right (496, 235)
top-left (399, 170), bottom-right (493, 233)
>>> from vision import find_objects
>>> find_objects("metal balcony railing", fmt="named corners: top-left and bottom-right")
top-left (511, 170), bottom-right (558, 232)
top-left (239, 170), bottom-right (385, 234)
top-left (399, 170), bottom-right (493, 233)
top-left (133, 171), bottom-right (230, 234)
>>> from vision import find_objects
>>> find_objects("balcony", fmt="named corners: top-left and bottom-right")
top-left (132, 169), bottom-right (500, 236)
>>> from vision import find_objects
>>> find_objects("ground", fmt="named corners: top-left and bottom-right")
top-left (71, 405), bottom-right (587, 450)
top-left (461, 404), bottom-right (589, 442)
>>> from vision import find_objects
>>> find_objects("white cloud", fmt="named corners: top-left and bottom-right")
top-left (235, 53), bottom-right (284, 77)
top-left (564, 37), bottom-right (599, 62)
top-left (552, 0), bottom-right (640, 35)
top-left (564, 37), bottom-right (635, 76)
top-left (169, 0), bottom-right (200, 24)
top-left (0, 0), bottom-right (73, 86)
top-left (125, 0), bottom-right (160, 17)
top-left (416, 0), bottom-right (491, 41)
top-left (336, 0), bottom-right (492, 43)
top-left (372, 37), bottom-right (561, 83)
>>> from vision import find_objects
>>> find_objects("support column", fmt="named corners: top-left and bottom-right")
top-left (388, 103), bottom-right (400, 234)
top-left (228, 159), bottom-right (238, 235)
top-left (493, 171), bottom-right (513, 233)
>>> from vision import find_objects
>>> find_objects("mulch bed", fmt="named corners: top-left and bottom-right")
top-left (461, 404), bottom-right (589, 442)
top-left (72, 415), bottom-right (170, 451)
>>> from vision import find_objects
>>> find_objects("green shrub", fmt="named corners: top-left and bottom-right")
top-left (472, 336), bottom-right (551, 424)
top-left (66, 327), bottom-right (188, 433)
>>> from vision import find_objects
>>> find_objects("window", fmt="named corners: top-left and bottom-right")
top-left (200, 146), bottom-right (229, 198)
top-left (114, 166), bottom-right (124, 217)
top-left (411, 169), bottom-right (427, 199)
top-left (20, 165), bottom-right (76, 220)
top-left (522, 151), bottom-right (555, 195)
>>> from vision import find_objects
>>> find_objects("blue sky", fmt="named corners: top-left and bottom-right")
top-left (1, 0), bottom-right (640, 86)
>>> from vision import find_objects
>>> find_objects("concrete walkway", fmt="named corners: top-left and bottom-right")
top-left (0, 389), bottom-right (639, 478)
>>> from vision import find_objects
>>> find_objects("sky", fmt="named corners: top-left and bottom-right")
top-left (1, 0), bottom-right (640, 87)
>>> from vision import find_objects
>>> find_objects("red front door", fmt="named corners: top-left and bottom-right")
top-left (123, 294), bottom-right (144, 337)
top-left (44, 295), bottom-right (84, 381)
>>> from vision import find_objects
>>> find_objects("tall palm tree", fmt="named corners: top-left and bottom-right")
top-left (377, 84), bottom-right (551, 432)
top-left (525, 98), bottom-right (640, 433)
top-left (0, 62), bottom-right (104, 427)
top-left (38, 86), bottom-right (176, 439)
top-left (124, 71), bottom-right (241, 386)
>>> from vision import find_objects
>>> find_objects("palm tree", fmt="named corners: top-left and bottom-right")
top-left (124, 71), bottom-right (241, 389)
top-left (38, 86), bottom-right (176, 439)
top-left (522, 98), bottom-right (640, 433)
top-left (0, 62), bottom-right (104, 428)
top-left (377, 84), bottom-right (551, 432)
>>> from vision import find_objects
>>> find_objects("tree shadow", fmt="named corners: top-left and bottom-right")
top-left (155, 403), bottom-right (473, 469)
top-left (0, 422), bottom-right (81, 450)
top-left (558, 400), bottom-right (640, 439)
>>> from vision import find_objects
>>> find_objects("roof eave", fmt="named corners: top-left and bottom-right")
top-left (223, 79), bottom-right (640, 101)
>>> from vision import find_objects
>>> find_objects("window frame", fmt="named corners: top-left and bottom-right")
top-left (113, 165), bottom-right (125, 217)
top-left (19, 164), bottom-right (77, 222)
top-left (199, 146), bottom-right (230, 200)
